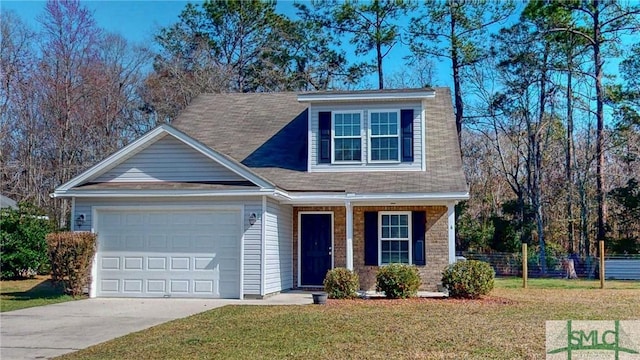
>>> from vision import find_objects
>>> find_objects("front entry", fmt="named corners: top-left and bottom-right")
top-left (300, 213), bottom-right (332, 286)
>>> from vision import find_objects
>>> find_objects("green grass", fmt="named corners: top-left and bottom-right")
top-left (57, 281), bottom-right (640, 360)
top-left (0, 276), bottom-right (77, 312)
top-left (496, 277), bottom-right (640, 289)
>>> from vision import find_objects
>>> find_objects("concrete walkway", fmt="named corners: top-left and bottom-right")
top-left (0, 293), bottom-right (313, 360)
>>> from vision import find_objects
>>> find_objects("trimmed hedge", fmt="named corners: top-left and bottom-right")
top-left (46, 232), bottom-right (97, 297)
top-left (324, 268), bottom-right (359, 299)
top-left (376, 263), bottom-right (421, 299)
top-left (442, 260), bottom-right (495, 299)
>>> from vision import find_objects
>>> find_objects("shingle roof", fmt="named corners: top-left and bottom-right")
top-left (171, 89), bottom-right (468, 194)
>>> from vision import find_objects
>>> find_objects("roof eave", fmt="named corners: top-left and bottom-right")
top-left (297, 91), bottom-right (436, 103)
top-left (276, 191), bottom-right (469, 205)
top-left (51, 188), bottom-right (277, 198)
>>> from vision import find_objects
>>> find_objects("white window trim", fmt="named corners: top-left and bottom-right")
top-left (331, 110), bottom-right (364, 164)
top-left (368, 109), bottom-right (401, 164)
top-left (378, 211), bottom-right (412, 266)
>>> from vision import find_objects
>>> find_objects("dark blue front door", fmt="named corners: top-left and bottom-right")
top-left (300, 213), bottom-right (332, 286)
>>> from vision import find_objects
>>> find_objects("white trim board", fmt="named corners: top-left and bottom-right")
top-left (298, 90), bottom-right (436, 102)
top-left (53, 124), bottom-right (274, 197)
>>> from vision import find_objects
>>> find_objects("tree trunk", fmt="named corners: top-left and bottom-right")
top-left (593, 0), bottom-right (607, 245)
top-left (566, 61), bottom-right (575, 254)
top-left (376, 41), bottom-right (383, 89)
top-left (450, 6), bottom-right (463, 146)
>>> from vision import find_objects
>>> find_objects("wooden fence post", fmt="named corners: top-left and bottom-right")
top-left (523, 243), bottom-right (528, 289)
top-left (599, 240), bottom-right (605, 289)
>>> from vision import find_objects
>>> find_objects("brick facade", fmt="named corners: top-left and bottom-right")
top-left (353, 205), bottom-right (449, 291)
top-left (293, 205), bottom-right (449, 291)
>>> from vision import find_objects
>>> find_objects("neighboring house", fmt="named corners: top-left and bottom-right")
top-left (53, 88), bottom-right (468, 299)
top-left (1, 194), bottom-right (18, 210)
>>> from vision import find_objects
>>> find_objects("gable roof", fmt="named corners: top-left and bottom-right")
top-left (1, 194), bottom-right (18, 209)
top-left (53, 124), bottom-right (274, 197)
top-left (171, 89), bottom-right (468, 195)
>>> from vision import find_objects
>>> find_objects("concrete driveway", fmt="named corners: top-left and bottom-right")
top-left (1, 294), bottom-right (312, 360)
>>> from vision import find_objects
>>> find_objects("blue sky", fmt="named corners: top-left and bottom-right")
top-left (1, 0), bottom-right (438, 88)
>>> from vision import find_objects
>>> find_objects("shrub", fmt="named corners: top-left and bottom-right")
top-left (46, 232), bottom-right (97, 297)
top-left (323, 268), bottom-right (359, 299)
top-left (0, 203), bottom-right (55, 279)
top-left (442, 260), bottom-right (495, 299)
top-left (375, 264), bottom-right (421, 299)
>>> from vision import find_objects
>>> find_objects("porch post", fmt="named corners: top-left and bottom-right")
top-left (345, 200), bottom-right (354, 270)
top-left (447, 202), bottom-right (456, 264)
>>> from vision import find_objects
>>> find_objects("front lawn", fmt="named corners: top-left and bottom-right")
top-left (0, 276), bottom-right (76, 312)
top-left (497, 277), bottom-right (640, 289)
top-left (57, 279), bottom-right (640, 360)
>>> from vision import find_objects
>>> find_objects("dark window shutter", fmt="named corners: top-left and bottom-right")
top-left (364, 211), bottom-right (378, 266)
top-left (412, 211), bottom-right (426, 265)
top-left (319, 112), bottom-right (331, 163)
top-left (401, 109), bottom-right (414, 162)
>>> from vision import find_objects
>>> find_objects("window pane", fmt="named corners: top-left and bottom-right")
top-left (371, 136), bottom-right (399, 161)
top-left (391, 240), bottom-right (399, 251)
top-left (382, 215), bottom-right (390, 226)
top-left (382, 241), bottom-right (390, 251)
top-left (391, 215), bottom-right (399, 225)
top-left (400, 215), bottom-right (408, 225)
top-left (391, 227), bottom-right (399, 238)
top-left (400, 227), bottom-right (408, 238)
top-left (334, 138), bottom-right (361, 161)
top-left (381, 252), bottom-right (390, 264)
top-left (400, 241), bottom-right (408, 251)
top-left (382, 227), bottom-right (389, 238)
top-left (400, 252), bottom-right (409, 264)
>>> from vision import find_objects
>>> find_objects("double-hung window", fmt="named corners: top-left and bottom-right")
top-left (369, 110), bottom-right (400, 162)
top-left (333, 112), bottom-right (362, 162)
top-left (379, 212), bottom-right (412, 265)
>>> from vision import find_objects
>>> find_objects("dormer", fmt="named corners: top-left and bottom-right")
top-left (298, 88), bottom-right (435, 172)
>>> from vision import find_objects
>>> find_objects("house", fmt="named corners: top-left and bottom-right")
top-left (1, 194), bottom-right (18, 210)
top-left (53, 88), bottom-right (469, 299)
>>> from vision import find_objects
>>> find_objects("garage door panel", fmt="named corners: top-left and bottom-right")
top-left (124, 235), bottom-right (144, 250)
top-left (147, 235), bottom-right (168, 249)
top-left (170, 280), bottom-right (190, 293)
top-left (101, 279), bottom-right (119, 292)
top-left (147, 257), bottom-right (167, 270)
top-left (194, 280), bottom-right (214, 293)
top-left (125, 213), bottom-right (143, 225)
top-left (124, 257), bottom-right (143, 270)
top-left (96, 209), bottom-right (241, 298)
top-left (194, 257), bottom-right (215, 270)
top-left (101, 257), bottom-right (120, 270)
top-left (123, 279), bottom-right (143, 293)
top-left (147, 280), bottom-right (166, 293)
top-left (170, 257), bottom-right (190, 270)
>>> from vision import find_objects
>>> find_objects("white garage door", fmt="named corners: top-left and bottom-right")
top-left (95, 208), bottom-right (241, 298)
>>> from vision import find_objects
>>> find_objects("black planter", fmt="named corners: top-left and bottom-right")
top-left (312, 292), bottom-right (328, 305)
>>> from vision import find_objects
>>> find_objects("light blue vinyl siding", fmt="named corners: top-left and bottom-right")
top-left (264, 199), bottom-right (293, 294)
top-left (74, 197), bottom-right (263, 296)
top-left (94, 135), bottom-right (245, 182)
top-left (309, 101), bottom-right (423, 171)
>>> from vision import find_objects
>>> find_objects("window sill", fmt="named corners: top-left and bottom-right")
top-left (368, 160), bottom-right (401, 164)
